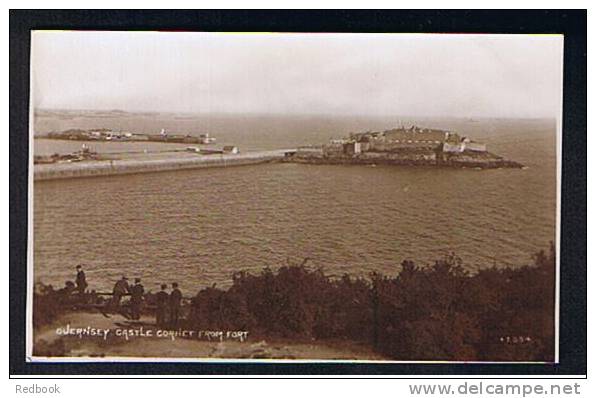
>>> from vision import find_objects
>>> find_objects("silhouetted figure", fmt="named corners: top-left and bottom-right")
top-left (190, 290), bottom-right (202, 324)
top-left (169, 282), bottom-right (182, 327)
top-left (130, 278), bottom-right (144, 320)
top-left (75, 265), bottom-right (87, 294)
top-left (111, 276), bottom-right (130, 309)
top-left (155, 284), bottom-right (169, 328)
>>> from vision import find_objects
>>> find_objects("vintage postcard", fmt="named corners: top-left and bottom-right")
top-left (28, 31), bottom-right (563, 362)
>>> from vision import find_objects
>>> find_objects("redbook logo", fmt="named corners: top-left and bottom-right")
top-left (15, 384), bottom-right (61, 394)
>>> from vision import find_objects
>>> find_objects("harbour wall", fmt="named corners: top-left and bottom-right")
top-left (34, 149), bottom-right (293, 181)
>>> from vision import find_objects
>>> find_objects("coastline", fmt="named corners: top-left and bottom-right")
top-left (34, 148), bottom-right (524, 181)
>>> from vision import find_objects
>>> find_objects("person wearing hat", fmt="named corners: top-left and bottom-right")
top-left (111, 275), bottom-right (130, 310)
top-left (75, 265), bottom-right (87, 294)
top-left (155, 284), bottom-right (169, 328)
top-left (130, 278), bottom-right (145, 320)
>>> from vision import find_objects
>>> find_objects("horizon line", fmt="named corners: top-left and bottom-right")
top-left (33, 107), bottom-right (558, 121)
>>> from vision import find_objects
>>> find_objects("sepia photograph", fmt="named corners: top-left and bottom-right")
top-left (27, 29), bottom-right (563, 363)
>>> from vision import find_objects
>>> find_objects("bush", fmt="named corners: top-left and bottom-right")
top-left (186, 246), bottom-right (555, 361)
top-left (34, 245), bottom-right (556, 361)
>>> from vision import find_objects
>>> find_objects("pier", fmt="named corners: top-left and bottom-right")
top-left (34, 149), bottom-right (294, 181)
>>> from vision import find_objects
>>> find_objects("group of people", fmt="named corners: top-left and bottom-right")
top-left (153, 282), bottom-right (183, 328)
top-left (110, 275), bottom-right (184, 326)
top-left (110, 275), bottom-right (146, 320)
top-left (71, 265), bottom-right (184, 327)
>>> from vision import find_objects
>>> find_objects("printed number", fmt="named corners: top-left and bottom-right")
top-left (499, 336), bottom-right (532, 344)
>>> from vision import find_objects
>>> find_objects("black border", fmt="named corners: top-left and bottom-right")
top-left (9, 9), bottom-right (587, 377)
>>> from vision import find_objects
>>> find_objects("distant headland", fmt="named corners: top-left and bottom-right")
top-left (43, 127), bottom-right (216, 145)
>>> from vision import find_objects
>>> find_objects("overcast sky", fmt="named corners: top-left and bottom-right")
top-left (31, 31), bottom-right (563, 118)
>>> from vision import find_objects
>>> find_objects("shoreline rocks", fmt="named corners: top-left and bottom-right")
top-left (284, 150), bottom-right (524, 169)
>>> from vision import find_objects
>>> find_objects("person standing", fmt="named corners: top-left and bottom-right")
top-left (155, 284), bottom-right (169, 328)
top-left (75, 265), bottom-right (87, 294)
top-left (111, 276), bottom-right (130, 310)
top-left (130, 278), bottom-right (145, 320)
top-left (169, 282), bottom-right (182, 327)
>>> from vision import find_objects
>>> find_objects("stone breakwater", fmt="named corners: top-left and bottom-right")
top-left (34, 150), bottom-right (292, 181)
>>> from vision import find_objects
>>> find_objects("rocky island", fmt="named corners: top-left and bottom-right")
top-left (285, 125), bottom-right (524, 169)
top-left (43, 127), bottom-right (216, 144)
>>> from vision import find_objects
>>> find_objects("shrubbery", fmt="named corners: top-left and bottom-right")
top-left (187, 245), bottom-right (555, 361)
top-left (34, 245), bottom-right (555, 361)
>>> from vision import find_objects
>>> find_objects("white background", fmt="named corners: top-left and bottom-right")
top-left (3, 0), bottom-right (590, 396)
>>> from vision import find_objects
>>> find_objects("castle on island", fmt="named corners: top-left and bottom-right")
top-left (297, 125), bottom-right (487, 157)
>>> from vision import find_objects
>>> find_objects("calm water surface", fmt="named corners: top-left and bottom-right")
top-left (33, 114), bottom-right (556, 292)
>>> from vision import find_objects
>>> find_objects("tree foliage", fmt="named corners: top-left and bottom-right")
top-left (34, 245), bottom-right (556, 361)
